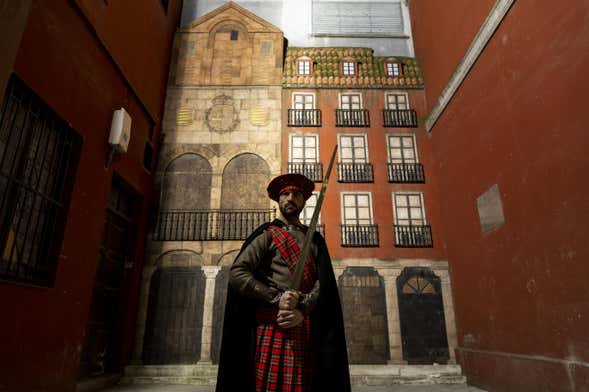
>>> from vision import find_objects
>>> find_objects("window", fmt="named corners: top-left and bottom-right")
top-left (342, 61), bottom-right (356, 75)
top-left (340, 94), bottom-right (361, 110)
top-left (301, 192), bottom-right (320, 225)
top-left (342, 193), bottom-right (373, 225)
top-left (293, 93), bottom-right (315, 110)
top-left (386, 62), bottom-right (402, 77)
top-left (339, 135), bottom-right (368, 163)
top-left (341, 193), bottom-right (378, 246)
top-left (230, 30), bottom-right (239, 40)
top-left (0, 76), bottom-right (81, 286)
top-left (388, 135), bottom-right (417, 164)
top-left (393, 193), bottom-right (426, 226)
top-left (297, 60), bottom-right (312, 75)
top-left (385, 92), bottom-right (409, 110)
top-left (290, 134), bottom-right (318, 164)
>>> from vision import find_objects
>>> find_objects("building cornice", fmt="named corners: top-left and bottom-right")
top-left (425, 0), bottom-right (516, 132)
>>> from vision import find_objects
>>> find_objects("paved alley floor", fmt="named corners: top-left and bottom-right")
top-left (102, 384), bottom-right (487, 392)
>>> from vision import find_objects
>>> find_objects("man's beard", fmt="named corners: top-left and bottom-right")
top-left (279, 202), bottom-right (303, 219)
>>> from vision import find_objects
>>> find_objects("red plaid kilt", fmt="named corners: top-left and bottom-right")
top-left (254, 226), bottom-right (317, 392)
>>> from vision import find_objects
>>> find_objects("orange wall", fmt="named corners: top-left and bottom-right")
top-left (410, 0), bottom-right (494, 113)
top-left (0, 1), bottom-right (180, 391)
top-left (411, 1), bottom-right (589, 390)
top-left (282, 88), bottom-right (447, 261)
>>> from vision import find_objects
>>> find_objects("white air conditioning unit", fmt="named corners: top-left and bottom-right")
top-left (108, 108), bottom-right (132, 153)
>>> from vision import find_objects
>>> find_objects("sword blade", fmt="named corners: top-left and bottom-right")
top-left (290, 144), bottom-right (338, 290)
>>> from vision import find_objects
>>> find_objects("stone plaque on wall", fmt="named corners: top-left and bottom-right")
top-left (205, 95), bottom-right (239, 133)
top-left (477, 184), bottom-right (505, 234)
top-left (339, 267), bottom-right (389, 364)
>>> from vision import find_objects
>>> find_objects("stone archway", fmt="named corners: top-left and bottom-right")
top-left (396, 267), bottom-right (449, 364)
top-left (339, 267), bottom-right (390, 363)
top-left (142, 262), bottom-right (206, 364)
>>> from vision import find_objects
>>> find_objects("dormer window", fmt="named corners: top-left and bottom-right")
top-left (342, 61), bottom-right (356, 75)
top-left (386, 62), bottom-right (402, 77)
top-left (296, 57), bottom-right (313, 75)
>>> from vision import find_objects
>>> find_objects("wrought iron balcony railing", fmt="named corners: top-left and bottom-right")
top-left (153, 209), bottom-right (276, 241)
top-left (287, 162), bottom-right (324, 182)
top-left (382, 109), bottom-right (418, 128)
top-left (340, 224), bottom-right (379, 247)
top-left (335, 109), bottom-right (370, 127)
top-left (393, 225), bottom-right (433, 248)
top-left (387, 163), bottom-right (425, 183)
top-left (287, 109), bottom-right (322, 127)
top-left (337, 163), bottom-right (374, 182)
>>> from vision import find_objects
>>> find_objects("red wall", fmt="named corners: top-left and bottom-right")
top-left (0, 1), bottom-right (180, 391)
top-left (282, 88), bottom-right (447, 261)
top-left (411, 1), bottom-right (589, 390)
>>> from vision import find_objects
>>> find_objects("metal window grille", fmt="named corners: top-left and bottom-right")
top-left (0, 76), bottom-right (81, 286)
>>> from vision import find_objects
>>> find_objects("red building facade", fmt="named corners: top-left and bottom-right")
top-left (410, 1), bottom-right (589, 390)
top-left (0, 1), bottom-right (181, 391)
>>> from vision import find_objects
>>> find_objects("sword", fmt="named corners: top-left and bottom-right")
top-left (290, 144), bottom-right (338, 290)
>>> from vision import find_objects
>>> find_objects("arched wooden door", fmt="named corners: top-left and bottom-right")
top-left (397, 267), bottom-right (449, 364)
top-left (142, 266), bottom-right (206, 364)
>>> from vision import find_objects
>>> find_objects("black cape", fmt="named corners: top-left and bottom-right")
top-left (215, 219), bottom-right (351, 392)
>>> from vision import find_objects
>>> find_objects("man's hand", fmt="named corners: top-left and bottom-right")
top-left (276, 309), bottom-right (304, 329)
top-left (278, 290), bottom-right (300, 310)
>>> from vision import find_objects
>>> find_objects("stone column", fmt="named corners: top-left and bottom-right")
top-left (131, 264), bottom-right (157, 364)
top-left (437, 269), bottom-right (458, 363)
top-left (199, 265), bottom-right (221, 363)
top-left (384, 269), bottom-right (404, 363)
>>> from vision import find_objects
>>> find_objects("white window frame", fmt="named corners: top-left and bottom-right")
top-left (392, 192), bottom-right (427, 226)
top-left (385, 62), bottom-right (402, 77)
top-left (339, 92), bottom-right (363, 109)
top-left (289, 134), bottom-right (319, 163)
top-left (301, 191), bottom-right (321, 225)
top-left (342, 61), bottom-right (356, 75)
top-left (338, 134), bottom-right (369, 163)
top-left (386, 134), bottom-right (419, 164)
top-left (341, 192), bottom-right (374, 225)
top-left (297, 59), bottom-right (312, 75)
top-left (292, 92), bottom-right (316, 110)
top-left (385, 92), bottom-right (410, 110)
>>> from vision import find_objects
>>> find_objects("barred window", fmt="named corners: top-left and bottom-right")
top-left (0, 76), bottom-right (81, 286)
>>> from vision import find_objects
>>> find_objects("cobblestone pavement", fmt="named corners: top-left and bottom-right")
top-left (103, 384), bottom-right (487, 392)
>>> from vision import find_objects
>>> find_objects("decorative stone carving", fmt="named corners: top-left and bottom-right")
top-left (205, 95), bottom-right (239, 133)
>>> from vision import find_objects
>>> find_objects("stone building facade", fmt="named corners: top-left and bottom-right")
top-left (130, 1), bottom-right (459, 378)
top-left (131, 2), bottom-right (284, 366)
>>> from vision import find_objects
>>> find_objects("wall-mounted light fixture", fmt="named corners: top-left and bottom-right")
top-left (106, 108), bottom-right (132, 168)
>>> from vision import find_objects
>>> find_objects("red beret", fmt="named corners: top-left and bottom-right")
top-left (267, 173), bottom-right (315, 202)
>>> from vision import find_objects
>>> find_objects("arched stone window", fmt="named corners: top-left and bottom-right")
top-left (161, 153), bottom-right (212, 210)
top-left (221, 153), bottom-right (270, 209)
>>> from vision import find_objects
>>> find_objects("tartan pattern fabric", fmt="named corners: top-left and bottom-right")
top-left (253, 226), bottom-right (317, 392)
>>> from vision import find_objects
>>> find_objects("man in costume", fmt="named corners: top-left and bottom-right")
top-left (216, 173), bottom-right (350, 392)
